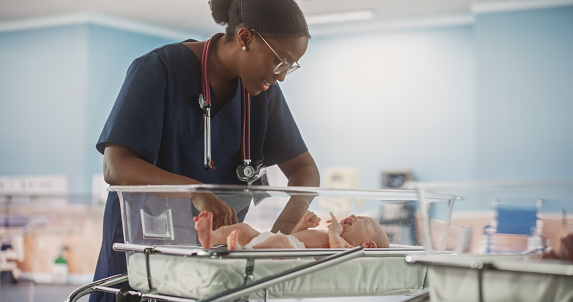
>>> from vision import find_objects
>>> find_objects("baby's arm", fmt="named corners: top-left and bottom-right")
top-left (291, 210), bottom-right (321, 234)
top-left (327, 213), bottom-right (352, 248)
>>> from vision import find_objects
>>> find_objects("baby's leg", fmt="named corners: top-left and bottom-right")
top-left (215, 223), bottom-right (259, 247)
top-left (194, 212), bottom-right (216, 249)
top-left (194, 211), bottom-right (259, 249)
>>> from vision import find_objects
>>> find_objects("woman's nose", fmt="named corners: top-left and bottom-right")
top-left (274, 71), bottom-right (286, 82)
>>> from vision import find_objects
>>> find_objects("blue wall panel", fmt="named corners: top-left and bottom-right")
top-left (475, 6), bottom-right (573, 180)
top-left (0, 25), bottom-right (89, 193)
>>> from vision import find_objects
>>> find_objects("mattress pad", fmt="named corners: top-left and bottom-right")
top-left (127, 252), bottom-right (427, 299)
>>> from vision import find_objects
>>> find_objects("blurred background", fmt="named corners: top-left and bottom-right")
top-left (1, 0), bottom-right (572, 193)
top-left (0, 0), bottom-right (572, 299)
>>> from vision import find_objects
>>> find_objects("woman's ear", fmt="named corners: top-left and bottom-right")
top-left (237, 28), bottom-right (253, 50)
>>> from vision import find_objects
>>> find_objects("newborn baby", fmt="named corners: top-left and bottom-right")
top-left (194, 210), bottom-right (390, 250)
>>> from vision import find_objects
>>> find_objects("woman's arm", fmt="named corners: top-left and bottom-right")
top-left (103, 143), bottom-right (238, 228)
top-left (271, 152), bottom-right (320, 234)
top-left (104, 143), bottom-right (198, 186)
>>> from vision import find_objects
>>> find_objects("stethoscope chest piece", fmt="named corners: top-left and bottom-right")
top-left (236, 160), bottom-right (265, 184)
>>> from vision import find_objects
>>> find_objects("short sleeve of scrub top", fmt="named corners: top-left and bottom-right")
top-left (96, 52), bottom-right (167, 164)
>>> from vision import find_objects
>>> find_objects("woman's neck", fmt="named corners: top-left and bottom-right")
top-left (206, 35), bottom-right (241, 105)
top-left (208, 35), bottom-right (239, 83)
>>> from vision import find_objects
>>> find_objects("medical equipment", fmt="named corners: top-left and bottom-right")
top-left (66, 185), bottom-right (454, 302)
top-left (407, 180), bottom-right (573, 302)
top-left (1, 180), bottom-right (57, 283)
top-left (406, 253), bottom-right (573, 302)
top-left (199, 34), bottom-right (265, 184)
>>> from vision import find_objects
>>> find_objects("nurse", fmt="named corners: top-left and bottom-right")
top-left (90, 0), bottom-right (319, 301)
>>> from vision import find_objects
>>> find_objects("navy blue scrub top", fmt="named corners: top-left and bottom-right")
top-left (90, 39), bottom-right (307, 302)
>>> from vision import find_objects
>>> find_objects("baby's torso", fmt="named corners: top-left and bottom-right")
top-left (292, 230), bottom-right (330, 248)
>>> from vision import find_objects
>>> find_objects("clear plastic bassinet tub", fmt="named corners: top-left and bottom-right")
top-left (105, 184), bottom-right (452, 301)
top-left (405, 180), bottom-right (573, 302)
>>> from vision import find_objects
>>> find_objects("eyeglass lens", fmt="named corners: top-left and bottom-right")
top-left (274, 62), bottom-right (300, 75)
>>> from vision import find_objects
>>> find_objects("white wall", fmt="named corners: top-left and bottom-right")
top-left (281, 26), bottom-right (476, 189)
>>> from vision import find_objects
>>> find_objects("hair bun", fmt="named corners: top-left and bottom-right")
top-left (210, 0), bottom-right (310, 41)
top-left (209, 0), bottom-right (233, 25)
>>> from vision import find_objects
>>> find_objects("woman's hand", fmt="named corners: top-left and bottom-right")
top-left (103, 143), bottom-right (238, 229)
top-left (191, 193), bottom-right (238, 229)
top-left (271, 195), bottom-right (313, 234)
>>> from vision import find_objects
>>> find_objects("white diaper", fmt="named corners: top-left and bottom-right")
top-left (244, 231), bottom-right (306, 250)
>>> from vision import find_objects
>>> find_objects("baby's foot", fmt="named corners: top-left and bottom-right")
top-left (227, 229), bottom-right (243, 250)
top-left (194, 211), bottom-right (213, 249)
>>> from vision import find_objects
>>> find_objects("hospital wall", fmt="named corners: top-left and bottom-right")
top-left (0, 25), bottom-right (89, 194)
top-left (0, 24), bottom-right (175, 194)
top-left (474, 6), bottom-right (573, 180)
top-left (283, 5), bottom-right (573, 189)
top-left (282, 25), bottom-right (476, 189)
top-left (0, 5), bottom-right (572, 195)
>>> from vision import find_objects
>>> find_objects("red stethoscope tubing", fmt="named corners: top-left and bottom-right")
top-left (240, 86), bottom-right (250, 162)
top-left (201, 34), bottom-right (251, 170)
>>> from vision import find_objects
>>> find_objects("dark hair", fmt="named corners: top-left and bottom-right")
top-left (209, 0), bottom-right (310, 41)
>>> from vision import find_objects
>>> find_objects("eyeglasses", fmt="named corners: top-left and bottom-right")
top-left (251, 30), bottom-right (301, 75)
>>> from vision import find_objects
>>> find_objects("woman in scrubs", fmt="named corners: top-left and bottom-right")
top-left (90, 0), bottom-right (319, 301)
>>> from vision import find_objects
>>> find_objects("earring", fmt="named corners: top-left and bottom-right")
top-left (242, 46), bottom-right (247, 51)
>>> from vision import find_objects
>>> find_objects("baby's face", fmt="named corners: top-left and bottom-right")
top-left (339, 215), bottom-right (380, 246)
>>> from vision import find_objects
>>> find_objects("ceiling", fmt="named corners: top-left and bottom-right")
top-left (0, 0), bottom-right (549, 36)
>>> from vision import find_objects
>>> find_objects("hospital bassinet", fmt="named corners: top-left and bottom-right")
top-left (66, 184), bottom-right (453, 302)
top-left (406, 181), bottom-right (573, 302)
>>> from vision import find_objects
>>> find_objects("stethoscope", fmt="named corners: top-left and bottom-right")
top-left (198, 33), bottom-right (266, 184)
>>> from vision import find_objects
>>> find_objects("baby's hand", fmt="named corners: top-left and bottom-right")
top-left (327, 212), bottom-right (343, 235)
top-left (291, 210), bottom-right (321, 233)
top-left (302, 211), bottom-right (321, 228)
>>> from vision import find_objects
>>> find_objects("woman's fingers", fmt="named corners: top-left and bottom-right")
top-left (217, 208), bottom-right (237, 228)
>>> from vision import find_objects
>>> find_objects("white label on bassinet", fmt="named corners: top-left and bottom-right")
top-left (140, 208), bottom-right (175, 240)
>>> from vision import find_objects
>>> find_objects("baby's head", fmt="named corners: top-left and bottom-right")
top-left (338, 215), bottom-right (389, 248)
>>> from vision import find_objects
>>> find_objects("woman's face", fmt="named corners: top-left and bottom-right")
top-left (239, 31), bottom-right (308, 96)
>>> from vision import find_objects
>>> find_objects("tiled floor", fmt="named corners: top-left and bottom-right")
top-left (0, 279), bottom-right (89, 302)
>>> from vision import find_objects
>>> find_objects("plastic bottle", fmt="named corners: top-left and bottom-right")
top-left (52, 245), bottom-right (69, 284)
